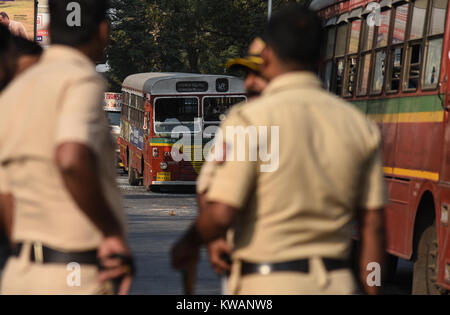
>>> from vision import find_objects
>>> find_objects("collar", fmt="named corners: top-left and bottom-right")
top-left (263, 71), bottom-right (322, 96)
top-left (41, 45), bottom-right (94, 68)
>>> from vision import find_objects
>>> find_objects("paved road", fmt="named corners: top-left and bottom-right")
top-left (118, 172), bottom-right (221, 295)
top-left (118, 172), bottom-right (413, 295)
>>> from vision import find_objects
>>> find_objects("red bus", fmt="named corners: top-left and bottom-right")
top-left (310, 0), bottom-right (450, 293)
top-left (118, 73), bottom-right (246, 191)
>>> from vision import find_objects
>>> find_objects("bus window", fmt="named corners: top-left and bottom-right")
top-left (387, 47), bottom-right (404, 92)
top-left (203, 96), bottom-right (246, 129)
top-left (154, 97), bottom-right (200, 133)
top-left (348, 20), bottom-right (361, 54)
top-left (409, 0), bottom-right (427, 40)
top-left (357, 17), bottom-right (374, 96)
top-left (137, 96), bottom-right (144, 110)
top-left (372, 50), bottom-right (386, 94)
top-left (429, 0), bottom-right (447, 36)
top-left (333, 22), bottom-right (348, 96)
top-left (405, 44), bottom-right (422, 90)
top-left (376, 10), bottom-right (391, 48)
top-left (423, 38), bottom-right (443, 88)
top-left (387, 4), bottom-right (408, 93)
top-left (335, 59), bottom-right (345, 95)
top-left (361, 18), bottom-right (374, 51)
top-left (325, 27), bottom-right (336, 59)
top-left (321, 27), bottom-right (336, 91)
top-left (344, 56), bottom-right (358, 97)
top-left (335, 23), bottom-right (348, 57)
top-left (392, 4), bottom-right (408, 44)
top-left (343, 19), bottom-right (361, 97)
top-left (323, 60), bottom-right (333, 91)
top-left (131, 94), bottom-right (136, 108)
top-left (422, 0), bottom-right (447, 89)
top-left (357, 53), bottom-right (371, 95)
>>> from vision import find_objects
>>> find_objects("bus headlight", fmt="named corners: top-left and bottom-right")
top-left (152, 148), bottom-right (158, 157)
top-left (160, 162), bottom-right (168, 170)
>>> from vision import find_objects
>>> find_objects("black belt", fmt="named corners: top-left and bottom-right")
top-left (13, 243), bottom-right (98, 266)
top-left (241, 258), bottom-right (347, 276)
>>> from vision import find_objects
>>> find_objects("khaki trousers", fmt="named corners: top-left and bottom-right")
top-left (0, 243), bottom-right (113, 295)
top-left (228, 257), bottom-right (359, 295)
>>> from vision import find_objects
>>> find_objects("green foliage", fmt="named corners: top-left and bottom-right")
top-left (106, 0), bottom-right (308, 91)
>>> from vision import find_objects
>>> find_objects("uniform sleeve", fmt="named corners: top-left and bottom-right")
top-left (358, 124), bottom-right (388, 210)
top-left (54, 77), bottom-right (106, 156)
top-left (196, 160), bottom-right (217, 195)
top-left (206, 112), bottom-right (257, 209)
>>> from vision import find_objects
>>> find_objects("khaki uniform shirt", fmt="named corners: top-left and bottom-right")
top-left (207, 72), bottom-right (387, 263)
top-left (8, 20), bottom-right (28, 39)
top-left (197, 160), bottom-right (215, 195)
top-left (0, 45), bottom-right (125, 251)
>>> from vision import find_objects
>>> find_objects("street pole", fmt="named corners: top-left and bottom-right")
top-left (268, 0), bottom-right (272, 21)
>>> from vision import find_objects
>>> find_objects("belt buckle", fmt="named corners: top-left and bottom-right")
top-left (33, 242), bottom-right (44, 264)
top-left (258, 264), bottom-right (272, 275)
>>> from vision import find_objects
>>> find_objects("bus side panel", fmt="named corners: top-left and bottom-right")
top-left (119, 118), bottom-right (130, 170)
top-left (438, 184), bottom-right (450, 289)
top-left (391, 119), bottom-right (443, 258)
top-left (136, 152), bottom-right (143, 174)
top-left (366, 98), bottom-right (398, 168)
top-left (389, 180), bottom-right (440, 260)
top-left (385, 178), bottom-right (411, 259)
top-left (435, 4), bottom-right (450, 290)
top-left (395, 122), bottom-right (443, 175)
top-left (128, 122), bottom-right (144, 174)
top-left (379, 122), bottom-right (397, 169)
top-left (439, 0), bottom-right (450, 180)
top-left (119, 138), bottom-right (127, 168)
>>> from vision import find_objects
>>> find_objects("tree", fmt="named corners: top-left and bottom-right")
top-left (106, 0), bottom-right (309, 91)
top-left (106, 0), bottom-right (160, 90)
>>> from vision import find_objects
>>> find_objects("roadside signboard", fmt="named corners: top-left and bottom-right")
top-left (0, 0), bottom-right (35, 41)
top-left (104, 92), bottom-right (123, 112)
top-left (36, 0), bottom-right (49, 47)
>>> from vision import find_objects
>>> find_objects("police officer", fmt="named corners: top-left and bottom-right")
top-left (225, 37), bottom-right (268, 101)
top-left (0, 25), bottom-right (42, 276)
top-left (0, 0), bottom-right (132, 294)
top-left (198, 38), bottom-right (268, 279)
top-left (172, 6), bottom-right (387, 295)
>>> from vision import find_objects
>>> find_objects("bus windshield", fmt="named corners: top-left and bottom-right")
top-left (203, 96), bottom-right (246, 125)
top-left (154, 97), bottom-right (200, 133)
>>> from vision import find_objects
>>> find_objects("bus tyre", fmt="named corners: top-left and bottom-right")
top-left (412, 222), bottom-right (442, 295)
top-left (385, 254), bottom-right (398, 283)
top-left (128, 152), bottom-right (139, 186)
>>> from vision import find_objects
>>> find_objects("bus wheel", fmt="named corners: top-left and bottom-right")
top-left (412, 222), bottom-right (442, 295)
top-left (128, 152), bottom-right (139, 186)
top-left (385, 254), bottom-right (398, 283)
